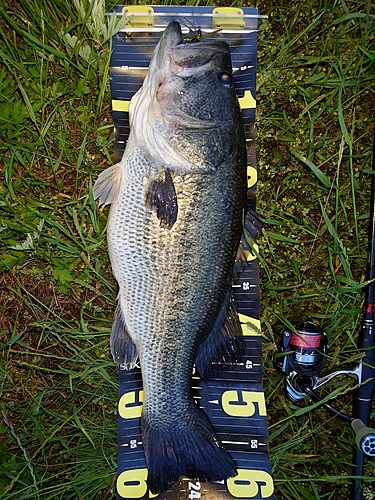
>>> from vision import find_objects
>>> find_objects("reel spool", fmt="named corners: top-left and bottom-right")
top-left (274, 321), bottom-right (329, 378)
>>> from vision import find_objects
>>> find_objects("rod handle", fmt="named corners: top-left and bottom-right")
top-left (351, 418), bottom-right (375, 457)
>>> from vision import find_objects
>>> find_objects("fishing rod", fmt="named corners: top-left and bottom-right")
top-left (351, 129), bottom-right (375, 499)
top-left (274, 130), bottom-right (375, 499)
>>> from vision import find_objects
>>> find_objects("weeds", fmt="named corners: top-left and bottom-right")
top-left (0, 0), bottom-right (374, 499)
top-left (0, 1), bottom-right (123, 498)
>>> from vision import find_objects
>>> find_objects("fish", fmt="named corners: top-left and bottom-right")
top-left (93, 21), bottom-right (247, 494)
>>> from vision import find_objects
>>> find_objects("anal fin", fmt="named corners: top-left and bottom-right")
top-left (195, 291), bottom-right (244, 375)
top-left (110, 300), bottom-right (138, 369)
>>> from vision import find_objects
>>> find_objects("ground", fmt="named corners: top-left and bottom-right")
top-left (0, 0), bottom-right (375, 499)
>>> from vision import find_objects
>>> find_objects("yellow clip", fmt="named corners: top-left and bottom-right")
top-left (212, 7), bottom-right (245, 30)
top-left (238, 90), bottom-right (256, 110)
top-left (122, 5), bottom-right (154, 28)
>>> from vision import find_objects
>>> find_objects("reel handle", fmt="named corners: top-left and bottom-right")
top-left (351, 418), bottom-right (375, 457)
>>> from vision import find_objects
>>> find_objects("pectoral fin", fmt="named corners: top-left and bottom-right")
top-left (93, 162), bottom-right (123, 206)
top-left (146, 168), bottom-right (178, 230)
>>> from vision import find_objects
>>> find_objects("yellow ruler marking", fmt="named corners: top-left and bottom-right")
top-left (112, 92), bottom-right (254, 114)
top-left (238, 314), bottom-right (261, 336)
top-left (242, 245), bottom-right (259, 262)
top-left (112, 99), bottom-right (130, 112)
top-left (247, 165), bottom-right (257, 188)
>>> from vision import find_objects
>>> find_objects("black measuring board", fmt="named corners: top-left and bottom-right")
top-left (108, 6), bottom-right (274, 499)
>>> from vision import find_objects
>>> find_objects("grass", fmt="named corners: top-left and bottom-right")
top-left (256, 0), bottom-right (375, 498)
top-left (0, 0), bottom-right (374, 499)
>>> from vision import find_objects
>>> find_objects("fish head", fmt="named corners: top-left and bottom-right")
top-left (129, 21), bottom-right (244, 173)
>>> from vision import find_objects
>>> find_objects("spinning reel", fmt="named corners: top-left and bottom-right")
top-left (274, 321), bottom-right (375, 458)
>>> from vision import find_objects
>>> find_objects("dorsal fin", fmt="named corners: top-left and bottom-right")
top-left (110, 299), bottom-right (138, 369)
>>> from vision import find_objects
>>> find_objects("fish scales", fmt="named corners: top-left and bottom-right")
top-left (110, 143), bottom-right (244, 409)
top-left (94, 21), bottom-right (247, 494)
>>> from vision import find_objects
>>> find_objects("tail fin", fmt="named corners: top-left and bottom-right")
top-left (141, 407), bottom-right (237, 494)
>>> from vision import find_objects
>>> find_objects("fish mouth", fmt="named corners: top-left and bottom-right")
top-left (151, 21), bottom-right (233, 131)
top-left (163, 20), bottom-right (223, 48)
top-left (162, 21), bottom-right (230, 74)
top-left (160, 21), bottom-right (184, 50)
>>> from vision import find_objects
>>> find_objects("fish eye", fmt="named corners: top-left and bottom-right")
top-left (219, 71), bottom-right (233, 87)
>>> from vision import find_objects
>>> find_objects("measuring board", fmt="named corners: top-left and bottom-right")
top-left (108, 6), bottom-right (274, 500)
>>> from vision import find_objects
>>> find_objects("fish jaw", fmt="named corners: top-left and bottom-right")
top-left (129, 22), bottom-right (241, 174)
top-left (128, 21), bottom-right (183, 129)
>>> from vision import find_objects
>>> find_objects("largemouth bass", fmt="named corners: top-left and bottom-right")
top-left (94, 21), bottom-right (247, 494)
